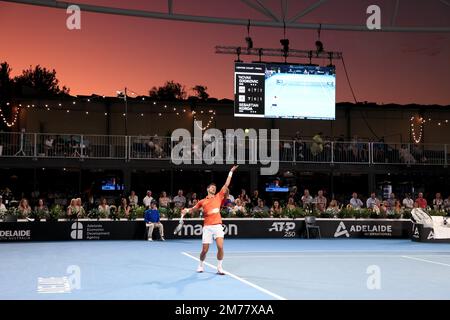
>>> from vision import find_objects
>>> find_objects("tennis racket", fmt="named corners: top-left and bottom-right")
top-left (173, 216), bottom-right (184, 234)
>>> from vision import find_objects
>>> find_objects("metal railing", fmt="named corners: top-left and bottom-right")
top-left (0, 132), bottom-right (448, 166)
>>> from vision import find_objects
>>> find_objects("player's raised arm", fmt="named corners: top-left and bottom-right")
top-left (223, 165), bottom-right (239, 190)
top-left (181, 200), bottom-right (203, 217)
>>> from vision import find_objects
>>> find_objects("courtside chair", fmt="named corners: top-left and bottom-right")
top-left (305, 216), bottom-right (321, 239)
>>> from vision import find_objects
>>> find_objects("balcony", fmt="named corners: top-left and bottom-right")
top-left (0, 132), bottom-right (448, 166)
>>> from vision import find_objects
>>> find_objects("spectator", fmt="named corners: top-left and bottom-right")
top-left (238, 189), bottom-right (250, 205)
top-left (67, 199), bottom-right (80, 219)
top-left (402, 193), bottom-right (414, 209)
top-left (444, 195), bottom-right (450, 213)
top-left (173, 189), bottom-right (186, 209)
top-left (143, 190), bottom-right (154, 208)
top-left (394, 200), bottom-right (402, 214)
top-left (379, 200), bottom-right (388, 218)
top-left (252, 199), bottom-right (269, 216)
top-left (314, 190), bottom-right (327, 212)
top-left (188, 193), bottom-right (198, 207)
top-left (349, 192), bottom-right (363, 209)
top-left (286, 197), bottom-right (297, 210)
top-left (18, 198), bottom-right (32, 218)
top-left (366, 192), bottom-right (380, 209)
top-left (399, 144), bottom-right (416, 164)
top-left (129, 191), bottom-right (138, 207)
top-left (227, 191), bottom-right (235, 203)
top-left (294, 131), bottom-right (305, 160)
top-left (231, 198), bottom-right (247, 216)
top-left (270, 200), bottom-right (283, 217)
top-left (250, 190), bottom-right (259, 207)
top-left (282, 140), bottom-right (293, 160)
top-left (326, 200), bottom-right (341, 216)
top-left (288, 186), bottom-right (301, 204)
top-left (144, 201), bottom-right (165, 241)
top-left (76, 198), bottom-right (85, 218)
top-left (415, 192), bottom-right (427, 209)
top-left (301, 189), bottom-right (313, 209)
top-left (44, 136), bottom-right (54, 156)
top-left (159, 191), bottom-right (171, 208)
top-left (433, 193), bottom-right (444, 211)
top-left (98, 198), bottom-right (110, 217)
top-left (34, 198), bottom-right (49, 216)
top-left (0, 196), bottom-right (7, 215)
top-left (119, 197), bottom-right (131, 218)
top-left (387, 193), bottom-right (396, 210)
top-left (311, 132), bottom-right (324, 157)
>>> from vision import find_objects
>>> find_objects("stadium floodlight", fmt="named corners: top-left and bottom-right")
top-left (245, 20), bottom-right (253, 50)
top-left (315, 40), bottom-right (324, 55)
top-left (245, 36), bottom-right (253, 50)
top-left (280, 39), bottom-right (289, 52)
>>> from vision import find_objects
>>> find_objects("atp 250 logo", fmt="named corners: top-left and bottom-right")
top-left (268, 222), bottom-right (296, 238)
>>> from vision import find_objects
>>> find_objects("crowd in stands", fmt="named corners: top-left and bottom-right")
top-left (1, 186), bottom-right (450, 220)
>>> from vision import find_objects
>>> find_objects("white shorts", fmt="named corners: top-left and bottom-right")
top-left (202, 224), bottom-right (225, 244)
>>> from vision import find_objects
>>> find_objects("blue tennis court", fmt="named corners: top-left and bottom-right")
top-left (1, 239), bottom-right (450, 300)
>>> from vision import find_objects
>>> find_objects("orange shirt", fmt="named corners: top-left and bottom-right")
top-left (194, 187), bottom-right (226, 226)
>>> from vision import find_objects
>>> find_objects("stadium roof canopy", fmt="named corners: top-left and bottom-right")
top-left (2, 0), bottom-right (450, 33)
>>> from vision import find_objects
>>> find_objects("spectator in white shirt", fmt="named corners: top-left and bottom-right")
top-left (143, 190), bottom-right (154, 208)
top-left (313, 190), bottom-right (327, 212)
top-left (402, 193), bottom-right (414, 209)
top-left (173, 189), bottom-right (186, 209)
top-left (129, 191), bottom-right (138, 207)
top-left (433, 193), bottom-right (444, 210)
top-left (366, 192), bottom-right (380, 209)
top-left (301, 189), bottom-right (313, 209)
top-left (349, 192), bottom-right (363, 209)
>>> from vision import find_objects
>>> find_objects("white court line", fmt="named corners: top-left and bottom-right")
top-left (225, 255), bottom-right (448, 258)
top-left (402, 255), bottom-right (450, 268)
top-left (181, 252), bottom-right (287, 301)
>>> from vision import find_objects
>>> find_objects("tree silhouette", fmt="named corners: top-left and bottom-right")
top-left (14, 65), bottom-right (70, 97)
top-left (149, 81), bottom-right (186, 101)
top-left (0, 62), bottom-right (14, 99)
top-left (192, 85), bottom-right (209, 101)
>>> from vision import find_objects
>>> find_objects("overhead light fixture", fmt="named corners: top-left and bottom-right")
top-left (245, 36), bottom-right (253, 50)
top-left (245, 20), bottom-right (253, 50)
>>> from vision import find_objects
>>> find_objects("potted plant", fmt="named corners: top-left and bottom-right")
top-left (401, 209), bottom-right (412, 219)
top-left (87, 208), bottom-right (101, 220)
top-left (32, 208), bottom-right (48, 222)
top-left (220, 208), bottom-right (231, 218)
top-left (252, 209), bottom-right (270, 218)
top-left (47, 205), bottom-right (63, 222)
top-left (134, 206), bottom-right (146, 219)
top-left (3, 207), bottom-right (19, 222)
top-left (109, 205), bottom-right (119, 221)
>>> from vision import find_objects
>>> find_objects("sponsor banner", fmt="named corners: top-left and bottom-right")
top-left (411, 224), bottom-right (450, 243)
top-left (319, 220), bottom-right (410, 239)
top-left (0, 219), bottom-right (413, 242)
top-left (0, 221), bottom-right (146, 242)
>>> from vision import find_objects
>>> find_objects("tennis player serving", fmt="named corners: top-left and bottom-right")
top-left (181, 165), bottom-right (239, 275)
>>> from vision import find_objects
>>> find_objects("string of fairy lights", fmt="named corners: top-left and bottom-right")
top-left (0, 97), bottom-right (217, 130)
top-left (410, 115), bottom-right (449, 143)
top-left (1, 99), bottom-right (448, 139)
top-left (0, 102), bottom-right (19, 127)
